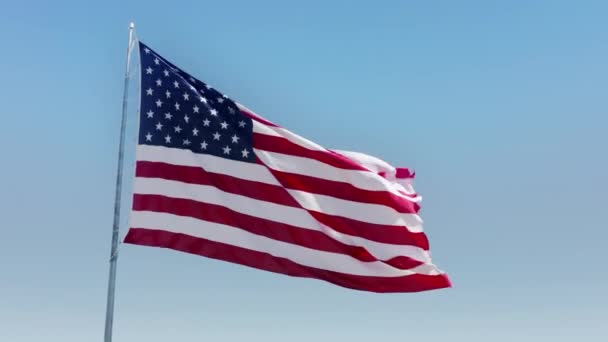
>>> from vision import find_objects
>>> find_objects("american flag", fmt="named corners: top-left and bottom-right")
top-left (124, 41), bottom-right (451, 293)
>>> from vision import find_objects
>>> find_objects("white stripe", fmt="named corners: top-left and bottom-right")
top-left (253, 121), bottom-right (417, 196)
top-left (133, 177), bottom-right (433, 264)
top-left (254, 149), bottom-right (420, 202)
top-left (136, 145), bottom-right (422, 230)
top-left (253, 121), bottom-right (326, 151)
top-left (252, 120), bottom-right (282, 137)
top-left (249, 110), bottom-right (416, 196)
top-left (136, 145), bottom-right (280, 186)
top-left (131, 211), bottom-right (440, 277)
top-left (287, 190), bottom-right (423, 232)
top-left (335, 149), bottom-right (416, 193)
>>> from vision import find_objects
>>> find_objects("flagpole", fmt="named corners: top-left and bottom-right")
top-left (104, 21), bottom-right (135, 342)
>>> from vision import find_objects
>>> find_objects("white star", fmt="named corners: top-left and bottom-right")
top-left (193, 105), bottom-right (200, 113)
top-left (210, 108), bottom-right (218, 116)
top-left (231, 134), bottom-right (239, 143)
top-left (163, 69), bottom-right (169, 77)
top-left (199, 96), bottom-right (207, 104)
top-left (201, 141), bottom-right (208, 150)
top-left (165, 135), bottom-right (171, 143)
top-left (183, 139), bottom-right (191, 146)
top-left (174, 102), bottom-right (180, 110)
top-left (213, 132), bottom-right (221, 140)
top-left (155, 99), bottom-right (163, 107)
top-left (189, 77), bottom-right (196, 82)
top-left (174, 126), bottom-right (182, 133)
top-left (192, 128), bottom-right (199, 136)
top-left (146, 88), bottom-right (153, 96)
top-left (241, 149), bottom-right (250, 158)
top-left (203, 119), bottom-right (210, 127)
top-left (154, 58), bottom-right (160, 65)
top-left (145, 132), bottom-right (153, 141)
top-left (165, 112), bottom-right (173, 120)
top-left (228, 107), bottom-right (236, 114)
top-left (165, 90), bottom-right (171, 98)
top-left (173, 81), bottom-right (180, 88)
top-left (183, 93), bottom-right (190, 101)
top-left (155, 122), bottom-right (163, 130)
top-left (238, 120), bottom-right (246, 127)
top-left (220, 121), bottom-right (228, 129)
top-left (217, 97), bottom-right (224, 104)
top-left (184, 115), bottom-right (190, 123)
top-left (144, 48), bottom-right (150, 54)
top-left (146, 110), bottom-right (154, 118)
top-left (146, 67), bottom-right (153, 74)
top-left (223, 146), bottom-right (231, 154)
top-left (156, 79), bottom-right (162, 86)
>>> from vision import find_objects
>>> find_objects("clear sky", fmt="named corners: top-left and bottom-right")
top-left (1, 0), bottom-right (606, 341)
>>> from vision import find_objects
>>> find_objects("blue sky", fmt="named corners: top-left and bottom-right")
top-left (1, 0), bottom-right (606, 341)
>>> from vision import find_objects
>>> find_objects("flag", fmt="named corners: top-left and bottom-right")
top-left (124, 41), bottom-right (451, 293)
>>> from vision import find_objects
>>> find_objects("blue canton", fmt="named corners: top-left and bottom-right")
top-left (138, 41), bottom-right (255, 163)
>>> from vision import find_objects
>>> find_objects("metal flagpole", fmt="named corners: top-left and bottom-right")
top-left (104, 21), bottom-right (136, 342)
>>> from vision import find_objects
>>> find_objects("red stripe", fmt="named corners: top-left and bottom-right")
top-left (395, 168), bottom-right (415, 179)
top-left (124, 228), bottom-right (451, 293)
top-left (309, 211), bottom-right (430, 250)
top-left (378, 168), bottom-right (415, 180)
top-left (385, 256), bottom-right (425, 270)
top-left (240, 108), bottom-right (278, 127)
top-left (252, 133), bottom-right (419, 201)
top-left (136, 161), bottom-right (428, 249)
top-left (133, 194), bottom-right (425, 268)
top-left (269, 169), bottom-right (420, 214)
top-left (135, 194), bottom-right (370, 263)
top-left (136, 161), bottom-right (300, 207)
top-left (254, 133), bottom-right (369, 171)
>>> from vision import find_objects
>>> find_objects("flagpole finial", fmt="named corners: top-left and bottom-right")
top-left (129, 22), bottom-right (135, 29)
